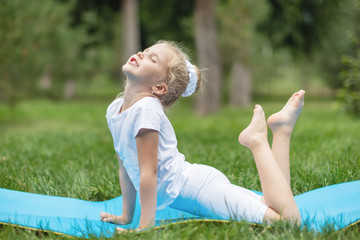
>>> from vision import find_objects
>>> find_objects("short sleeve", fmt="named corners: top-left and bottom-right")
top-left (132, 98), bottom-right (163, 137)
top-left (106, 98), bottom-right (123, 119)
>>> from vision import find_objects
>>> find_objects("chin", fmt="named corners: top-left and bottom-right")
top-left (121, 64), bottom-right (128, 72)
top-left (122, 64), bottom-right (134, 77)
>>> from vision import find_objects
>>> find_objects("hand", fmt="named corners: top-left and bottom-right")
top-left (100, 212), bottom-right (131, 225)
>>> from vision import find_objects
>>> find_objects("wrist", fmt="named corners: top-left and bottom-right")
top-left (120, 214), bottom-right (133, 224)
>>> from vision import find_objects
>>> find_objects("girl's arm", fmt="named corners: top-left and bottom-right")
top-left (135, 128), bottom-right (158, 229)
top-left (117, 154), bottom-right (137, 223)
top-left (100, 154), bottom-right (136, 224)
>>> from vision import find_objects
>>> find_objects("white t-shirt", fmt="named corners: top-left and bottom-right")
top-left (106, 97), bottom-right (187, 209)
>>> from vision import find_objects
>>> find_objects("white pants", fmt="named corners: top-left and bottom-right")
top-left (169, 162), bottom-right (268, 223)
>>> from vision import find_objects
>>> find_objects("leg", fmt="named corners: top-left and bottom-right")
top-left (170, 163), bottom-right (269, 223)
top-left (238, 105), bottom-right (301, 223)
top-left (267, 90), bottom-right (305, 184)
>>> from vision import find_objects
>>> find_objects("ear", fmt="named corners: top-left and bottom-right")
top-left (151, 83), bottom-right (168, 95)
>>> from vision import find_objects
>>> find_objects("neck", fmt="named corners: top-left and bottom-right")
top-left (121, 81), bottom-right (154, 113)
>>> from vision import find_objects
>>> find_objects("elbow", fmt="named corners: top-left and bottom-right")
top-left (140, 169), bottom-right (157, 180)
top-left (140, 168), bottom-right (158, 187)
top-left (140, 165), bottom-right (157, 178)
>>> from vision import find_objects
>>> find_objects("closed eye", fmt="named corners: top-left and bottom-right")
top-left (150, 55), bottom-right (157, 63)
top-left (144, 48), bottom-right (160, 64)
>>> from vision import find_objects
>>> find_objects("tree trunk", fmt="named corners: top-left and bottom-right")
top-left (230, 61), bottom-right (252, 107)
top-left (121, 0), bottom-right (140, 62)
top-left (194, 0), bottom-right (222, 115)
top-left (39, 66), bottom-right (52, 90)
top-left (64, 79), bottom-right (76, 100)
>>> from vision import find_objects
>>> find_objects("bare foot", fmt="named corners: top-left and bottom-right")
top-left (238, 105), bottom-right (268, 149)
top-left (267, 90), bottom-right (305, 136)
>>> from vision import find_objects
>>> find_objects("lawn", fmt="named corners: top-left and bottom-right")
top-left (0, 96), bottom-right (359, 239)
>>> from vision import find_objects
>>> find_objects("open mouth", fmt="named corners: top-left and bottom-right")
top-left (129, 56), bottom-right (138, 67)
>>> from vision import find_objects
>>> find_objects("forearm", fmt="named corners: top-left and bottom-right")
top-left (101, 156), bottom-right (137, 226)
top-left (120, 177), bottom-right (136, 223)
top-left (118, 156), bottom-right (137, 223)
top-left (135, 129), bottom-right (159, 229)
top-left (121, 193), bottom-right (136, 223)
top-left (139, 172), bottom-right (157, 229)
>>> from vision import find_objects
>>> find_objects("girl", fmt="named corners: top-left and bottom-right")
top-left (100, 40), bottom-right (304, 232)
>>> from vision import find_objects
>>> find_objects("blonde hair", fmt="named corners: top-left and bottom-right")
top-left (155, 40), bottom-right (202, 107)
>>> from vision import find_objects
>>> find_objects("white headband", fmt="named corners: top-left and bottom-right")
top-left (182, 60), bottom-right (198, 97)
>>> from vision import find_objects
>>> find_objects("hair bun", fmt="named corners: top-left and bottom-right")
top-left (182, 60), bottom-right (198, 97)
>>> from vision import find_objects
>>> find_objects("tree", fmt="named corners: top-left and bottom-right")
top-left (338, 0), bottom-right (360, 116)
top-left (139, 0), bottom-right (194, 47)
top-left (229, 62), bottom-right (252, 106)
top-left (68, 0), bottom-right (194, 78)
top-left (339, 49), bottom-right (360, 116)
top-left (194, 0), bottom-right (222, 114)
top-left (121, 0), bottom-right (140, 62)
top-left (0, 0), bottom-right (85, 104)
top-left (258, 0), bottom-right (355, 88)
top-left (217, 0), bottom-right (267, 106)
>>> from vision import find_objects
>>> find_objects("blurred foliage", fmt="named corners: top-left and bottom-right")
top-left (339, 1), bottom-right (360, 117)
top-left (56, 0), bottom-right (196, 87)
top-left (0, 0), bottom-right (117, 104)
top-left (0, 0), bottom-right (81, 103)
top-left (64, 0), bottom-right (194, 53)
top-left (217, 0), bottom-right (269, 92)
top-left (259, 0), bottom-right (348, 55)
top-left (65, 0), bottom-right (120, 48)
top-left (338, 50), bottom-right (360, 116)
top-left (139, 0), bottom-right (194, 48)
top-left (1, 0), bottom-right (360, 109)
top-left (338, 1), bottom-right (360, 117)
top-left (218, 0), bottom-right (268, 63)
top-left (258, 0), bottom-right (359, 88)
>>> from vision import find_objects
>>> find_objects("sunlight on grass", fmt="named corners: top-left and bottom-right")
top-left (0, 98), bottom-right (359, 239)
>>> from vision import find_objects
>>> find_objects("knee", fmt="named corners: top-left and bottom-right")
top-left (263, 207), bottom-right (302, 226)
top-left (263, 207), bottom-right (280, 224)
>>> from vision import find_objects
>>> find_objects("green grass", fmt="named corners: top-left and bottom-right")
top-left (0, 97), bottom-right (359, 239)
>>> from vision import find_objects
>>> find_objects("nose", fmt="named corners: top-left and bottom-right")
top-left (137, 52), bottom-right (144, 59)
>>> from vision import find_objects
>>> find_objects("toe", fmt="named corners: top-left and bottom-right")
top-left (254, 104), bottom-right (263, 112)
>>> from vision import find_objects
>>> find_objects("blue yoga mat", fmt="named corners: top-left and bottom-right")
top-left (0, 181), bottom-right (359, 238)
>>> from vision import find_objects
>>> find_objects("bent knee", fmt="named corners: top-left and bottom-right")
top-left (263, 207), bottom-right (302, 226)
top-left (263, 207), bottom-right (280, 223)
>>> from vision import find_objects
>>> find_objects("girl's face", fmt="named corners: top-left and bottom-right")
top-left (122, 43), bottom-right (171, 87)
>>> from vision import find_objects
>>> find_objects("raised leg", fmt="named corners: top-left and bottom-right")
top-left (238, 105), bottom-right (300, 223)
top-left (267, 90), bottom-right (305, 185)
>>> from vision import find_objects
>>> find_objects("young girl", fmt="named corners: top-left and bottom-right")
top-left (100, 40), bottom-right (304, 232)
